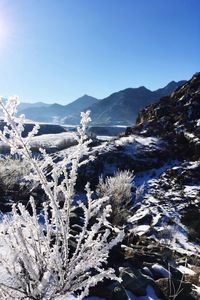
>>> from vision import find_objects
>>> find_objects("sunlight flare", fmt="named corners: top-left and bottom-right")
top-left (0, 18), bottom-right (9, 45)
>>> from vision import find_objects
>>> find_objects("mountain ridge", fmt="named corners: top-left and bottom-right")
top-left (18, 95), bottom-right (99, 123)
top-left (16, 80), bottom-right (185, 125)
top-left (86, 80), bottom-right (186, 126)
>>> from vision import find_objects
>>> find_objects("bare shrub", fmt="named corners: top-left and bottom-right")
top-left (56, 137), bottom-right (77, 151)
top-left (96, 170), bottom-right (134, 225)
top-left (0, 157), bottom-right (31, 190)
top-left (30, 136), bottom-right (77, 153)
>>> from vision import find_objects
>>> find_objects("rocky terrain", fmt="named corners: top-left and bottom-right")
top-left (0, 73), bottom-right (199, 299)
top-left (72, 72), bottom-right (199, 299)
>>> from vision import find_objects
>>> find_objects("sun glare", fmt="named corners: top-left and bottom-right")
top-left (0, 18), bottom-right (9, 46)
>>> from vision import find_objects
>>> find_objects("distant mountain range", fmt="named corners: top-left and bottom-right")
top-left (87, 81), bottom-right (186, 126)
top-left (18, 102), bottom-right (51, 111)
top-left (17, 80), bottom-right (185, 125)
top-left (18, 95), bottom-right (99, 123)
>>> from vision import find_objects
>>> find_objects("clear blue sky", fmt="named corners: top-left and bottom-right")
top-left (0, 0), bottom-right (199, 104)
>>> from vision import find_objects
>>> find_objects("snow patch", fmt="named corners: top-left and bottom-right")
top-left (151, 264), bottom-right (171, 278)
top-left (177, 265), bottom-right (196, 276)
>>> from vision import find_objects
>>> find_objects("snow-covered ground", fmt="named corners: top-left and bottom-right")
top-left (57, 134), bottom-right (200, 257)
top-left (129, 160), bottom-right (200, 255)
top-left (29, 132), bottom-right (76, 150)
top-left (67, 134), bottom-right (164, 159)
top-left (96, 135), bottom-right (116, 141)
top-left (0, 131), bottom-right (199, 298)
top-left (0, 132), bottom-right (77, 154)
top-left (63, 133), bottom-right (200, 256)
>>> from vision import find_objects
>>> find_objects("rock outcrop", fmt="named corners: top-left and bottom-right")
top-left (126, 72), bottom-right (200, 160)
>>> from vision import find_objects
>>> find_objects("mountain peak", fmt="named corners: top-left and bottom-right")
top-left (138, 85), bottom-right (148, 90)
top-left (165, 80), bottom-right (185, 89)
top-left (166, 80), bottom-right (176, 87)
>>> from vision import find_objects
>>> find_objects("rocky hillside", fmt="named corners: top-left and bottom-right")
top-left (127, 72), bottom-right (200, 160)
top-left (62, 72), bottom-right (199, 298)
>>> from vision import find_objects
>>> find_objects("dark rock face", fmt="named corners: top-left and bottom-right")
top-left (127, 72), bottom-right (200, 160)
top-left (182, 205), bottom-right (200, 240)
top-left (120, 266), bottom-right (159, 296)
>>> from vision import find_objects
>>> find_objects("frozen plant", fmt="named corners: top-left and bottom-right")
top-left (97, 170), bottom-right (134, 225)
top-left (0, 97), bottom-right (123, 300)
top-left (0, 156), bottom-right (31, 190)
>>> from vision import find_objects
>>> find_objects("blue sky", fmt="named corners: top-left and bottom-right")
top-left (0, 0), bottom-right (199, 104)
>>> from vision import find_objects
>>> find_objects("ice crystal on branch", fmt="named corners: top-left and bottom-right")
top-left (0, 97), bottom-right (123, 300)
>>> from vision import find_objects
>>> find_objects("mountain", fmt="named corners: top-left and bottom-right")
top-left (18, 95), bottom-right (99, 123)
top-left (86, 80), bottom-right (185, 126)
top-left (63, 80), bottom-right (185, 126)
top-left (18, 102), bottom-right (50, 112)
top-left (17, 81), bottom-right (185, 125)
top-left (0, 100), bottom-right (50, 120)
top-left (77, 73), bottom-right (200, 190)
top-left (153, 80), bottom-right (185, 97)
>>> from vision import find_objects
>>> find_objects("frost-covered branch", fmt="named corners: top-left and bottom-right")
top-left (0, 97), bottom-right (123, 300)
